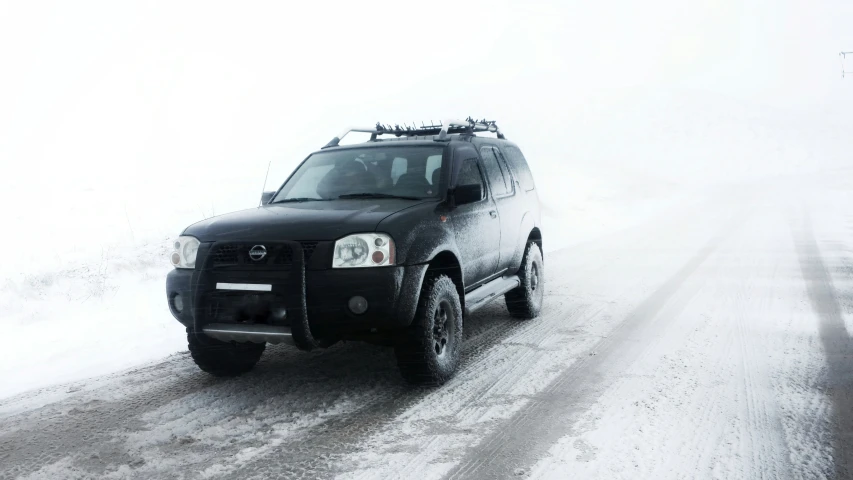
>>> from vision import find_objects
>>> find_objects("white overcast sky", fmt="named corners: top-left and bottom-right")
top-left (0, 0), bottom-right (851, 248)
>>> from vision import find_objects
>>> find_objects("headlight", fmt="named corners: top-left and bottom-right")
top-left (333, 233), bottom-right (395, 268)
top-left (171, 236), bottom-right (200, 269)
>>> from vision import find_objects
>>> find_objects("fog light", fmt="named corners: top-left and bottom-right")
top-left (173, 293), bottom-right (184, 313)
top-left (272, 307), bottom-right (287, 321)
top-left (348, 296), bottom-right (368, 315)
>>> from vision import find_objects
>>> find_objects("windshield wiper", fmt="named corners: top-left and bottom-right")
top-left (271, 197), bottom-right (329, 204)
top-left (337, 193), bottom-right (422, 200)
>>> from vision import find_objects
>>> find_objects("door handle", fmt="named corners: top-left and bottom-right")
top-left (489, 210), bottom-right (497, 218)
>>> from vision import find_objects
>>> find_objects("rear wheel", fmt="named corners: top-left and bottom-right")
top-left (394, 275), bottom-right (463, 386)
top-left (505, 241), bottom-right (544, 319)
top-left (187, 328), bottom-right (265, 377)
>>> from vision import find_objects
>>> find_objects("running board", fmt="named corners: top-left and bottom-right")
top-left (464, 275), bottom-right (520, 316)
top-left (202, 323), bottom-right (295, 345)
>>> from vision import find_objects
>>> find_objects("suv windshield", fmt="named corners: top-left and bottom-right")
top-left (272, 146), bottom-right (445, 202)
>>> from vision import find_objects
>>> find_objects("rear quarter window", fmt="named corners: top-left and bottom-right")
top-left (503, 146), bottom-right (535, 192)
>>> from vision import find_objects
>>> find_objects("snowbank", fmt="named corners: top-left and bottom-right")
top-left (0, 242), bottom-right (186, 398)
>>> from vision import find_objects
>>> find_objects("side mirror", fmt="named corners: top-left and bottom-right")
top-left (260, 191), bottom-right (276, 205)
top-left (452, 183), bottom-right (483, 206)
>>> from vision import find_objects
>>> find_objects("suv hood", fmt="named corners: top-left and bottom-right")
top-left (182, 199), bottom-right (430, 242)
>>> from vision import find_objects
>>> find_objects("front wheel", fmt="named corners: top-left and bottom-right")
top-left (187, 328), bottom-right (265, 377)
top-left (505, 241), bottom-right (544, 319)
top-left (394, 275), bottom-right (463, 386)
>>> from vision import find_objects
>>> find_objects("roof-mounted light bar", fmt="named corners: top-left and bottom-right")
top-left (321, 117), bottom-right (505, 148)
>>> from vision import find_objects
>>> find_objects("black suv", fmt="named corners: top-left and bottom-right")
top-left (166, 119), bottom-right (544, 385)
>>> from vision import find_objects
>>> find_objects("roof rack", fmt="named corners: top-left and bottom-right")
top-left (322, 117), bottom-right (505, 148)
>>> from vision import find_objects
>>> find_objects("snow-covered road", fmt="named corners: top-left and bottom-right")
top-left (1, 172), bottom-right (851, 480)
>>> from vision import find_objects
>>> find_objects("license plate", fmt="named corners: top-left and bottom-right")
top-left (216, 283), bottom-right (273, 292)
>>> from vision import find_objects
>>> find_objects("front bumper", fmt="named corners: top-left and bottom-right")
top-left (166, 256), bottom-right (428, 338)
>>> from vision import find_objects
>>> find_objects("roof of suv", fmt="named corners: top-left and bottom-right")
top-left (313, 134), bottom-right (517, 155)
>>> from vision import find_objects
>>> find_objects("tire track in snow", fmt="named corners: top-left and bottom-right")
top-left (227, 294), bottom-right (597, 479)
top-left (677, 218), bottom-right (791, 479)
top-left (683, 215), bottom-right (791, 479)
top-left (791, 208), bottom-right (853, 479)
top-left (0, 297), bottom-right (577, 479)
top-left (730, 249), bottom-right (791, 480)
top-left (445, 211), bottom-right (748, 480)
top-left (0, 355), bottom-right (219, 479)
top-left (525, 204), bottom-right (819, 479)
top-left (0, 340), bottom-right (413, 479)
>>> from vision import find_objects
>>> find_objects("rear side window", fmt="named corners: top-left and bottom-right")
top-left (503, 146), bottom-right (535, 191)
top-left (479, 146), bottom-right (511, 196)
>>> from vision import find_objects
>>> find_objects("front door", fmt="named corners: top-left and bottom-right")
top-left (449, 156), bottom-right (501, 287)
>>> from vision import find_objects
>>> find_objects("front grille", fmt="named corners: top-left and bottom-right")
top-left (210, 244), bottom-right (240, 265)
top-left (209, 243), bottom-right (294, 269)
top-left (207, 242), bottom-right (320, 269)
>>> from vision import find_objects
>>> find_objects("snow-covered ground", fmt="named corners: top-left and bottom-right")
top-left (1, 170), bottom-right (850, 479)
top-left (0, 242), bottom-right (185, 399)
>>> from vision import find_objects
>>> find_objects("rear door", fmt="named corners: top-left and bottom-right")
top-left (449, 150), bottom-right (501, 287)
top-left (479, 145), bottom-right (524, 274)
top-left (501, 143), bottom-right (541, 228)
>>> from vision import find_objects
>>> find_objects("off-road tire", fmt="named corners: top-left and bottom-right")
top-left (187, 328), bottom-right (266, 377)
top-left (505, 241), bottom-right (544, 319)
top-left (394, 274), bottom-right (463, 386)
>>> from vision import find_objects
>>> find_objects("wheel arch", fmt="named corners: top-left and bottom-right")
top-left (426, 250), bottom-right (465, 315)
top-left (507, 213), bottom-right (543, 273)
top-left (528, 226), bottom-right (543, 256)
